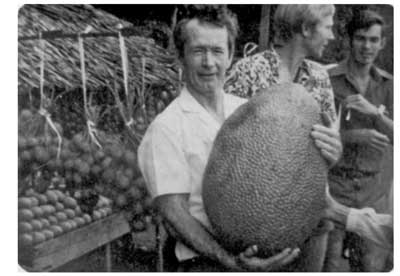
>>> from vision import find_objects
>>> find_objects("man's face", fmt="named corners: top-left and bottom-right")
top-left (182, 19), bottom-right (232, 97)
top-left (305, 15), bottom-right (335, 58)
top-left (351, 24), bottom-right (385, 65)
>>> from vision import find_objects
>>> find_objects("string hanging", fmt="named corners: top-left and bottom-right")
top-left (38, 32), bottom-right (62, 159)
top-left (78, 31), bottom-right (102, 149)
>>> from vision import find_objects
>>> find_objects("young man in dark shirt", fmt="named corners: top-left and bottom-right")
top-left (326, 10), bottom-right (393, 272)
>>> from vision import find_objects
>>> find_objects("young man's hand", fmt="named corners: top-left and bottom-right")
top-left (345, 94), bottom-right (379, 117)
top-left (354, 129), bottom-right (390, 154)
top-left (311, 106), bottom-right (343, 167)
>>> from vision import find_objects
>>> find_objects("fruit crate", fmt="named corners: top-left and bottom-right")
top-left (19, 212), bottom-right (130, 272)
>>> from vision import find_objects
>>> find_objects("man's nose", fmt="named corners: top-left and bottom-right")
top-left (363, 39), bottom-right (372, 49)
top-left (202, 50), bottom-right (214, 67)
top-left (329, 30), bottom-right (335, 40)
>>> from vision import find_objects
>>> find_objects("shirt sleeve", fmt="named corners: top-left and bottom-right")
top-left (225, 53), bottom-right (275, 99)
top-left (346, 207), bottom-right (393, 250)
top-left (385, 79), bottom-right (393, 120)
top-left (138, 121), bottom-right (191, 199)
top-left (224, 58), bottom-right (253, 98)
top-left (300, 60), bottom-right (337, 122)
top-left (306, 66), bottom-right (337, 121)
top-left (318, 71), bottom-right (337, 122)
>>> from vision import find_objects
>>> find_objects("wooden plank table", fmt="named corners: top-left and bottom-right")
top-left (19, 212), bottom-right (131, 272)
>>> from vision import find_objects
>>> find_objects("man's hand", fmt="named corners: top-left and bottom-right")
top-left (311, 106), bottom-right (343, 167)
top-left (323, 185), bottom-right (349, 228)
top-left (345, 94), bottom-right (379, 117)
top-left (236, 245), bottom-right (300, 272)
top-left (347, 129), bottom-right (390, 154)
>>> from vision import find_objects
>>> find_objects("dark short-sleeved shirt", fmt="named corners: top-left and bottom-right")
top-left (328, 60), bottom-right (393, 207)
top-left (224, 49), bottom-right (337, 121)
top-left (328, 60), bottom-right (393, 173)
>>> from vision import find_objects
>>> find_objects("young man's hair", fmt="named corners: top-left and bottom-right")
top-left (273, 4), bottom-right (335, 44)
top-left (173, 5), bottom-right (239, 59)
top-left (346, 9), bottom-right (385, 39)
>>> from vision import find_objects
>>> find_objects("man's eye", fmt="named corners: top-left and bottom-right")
top-left (213, 48), bottom-right (224, 54)
top-left (354, 36), bottom-right (364, 42)
top-left (193, 49), bottom-right (203, 53)
top-left (370, 38), bottom-right (380, 43)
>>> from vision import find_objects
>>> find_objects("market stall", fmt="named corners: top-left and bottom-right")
top-left (18, 4), bottom-right (178, 272)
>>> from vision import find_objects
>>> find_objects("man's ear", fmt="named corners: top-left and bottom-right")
top-left (380, 37), bottom-right (387, 50)
top-left (301, 23), bottom-right (312, 38)
top-left (227, 51), bottom-right (234, 68)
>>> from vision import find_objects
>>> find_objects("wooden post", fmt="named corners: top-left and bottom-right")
top-left (168, 6), bottom-right (178, 52)
top-left (258, 5), bottom-right (271, 52)
top-left (156, 222), bottom-right (164, 272)
top-left (105, 243), bottom-right (111, 272)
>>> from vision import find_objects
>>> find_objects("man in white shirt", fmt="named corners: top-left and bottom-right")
top-left (139, 5), bottom-right (300, 271)
top-left (138, 5), bottom-right (342, 272)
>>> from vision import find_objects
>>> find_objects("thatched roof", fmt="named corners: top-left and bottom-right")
top-left (18, 4), bottom-right (179, 91)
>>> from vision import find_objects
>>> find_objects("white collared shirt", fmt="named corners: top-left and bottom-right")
top-left (346, 208), bottom-right (393, 250)
top-left (138, 87), bottom-right (246, 261)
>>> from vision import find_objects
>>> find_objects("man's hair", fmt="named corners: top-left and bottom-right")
top-left (173, 5), bottom-right (239, 59)
top-left (273, 4), bottom-right (335, 44)
top-left (346, 9), bottom-right (385, 39)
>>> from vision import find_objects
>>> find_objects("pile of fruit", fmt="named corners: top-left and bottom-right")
top-left (18, 82), bottom-right (181, 246)
top-left (18, 188), bottom-right (112, 247)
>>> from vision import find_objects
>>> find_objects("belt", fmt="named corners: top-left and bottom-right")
top-left (330, 168), bottom-right (379, 180)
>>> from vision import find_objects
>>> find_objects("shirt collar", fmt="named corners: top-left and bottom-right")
top-left (328, 59), bottom-right (348, 77)
top-left (178, 87), bottom-right (204, 113)
top-left (178, 86), bottom-right (229, 130)
top-left (329, 58), bottom-right (389, 82)
top-left (178, 86), bottom-right (227, 114)
top-left (268, 47), bottom-right (312, 81)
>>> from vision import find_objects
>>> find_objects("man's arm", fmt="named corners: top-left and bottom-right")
top-left (324, 188), bottom-right (393, 250)
top-left (155, 193), bottom-right (300, 271)
top-left (373, 111), bottom-right (393, 143)
top-left (341, 128), bottom-right (390, 155)
top-left (154, 193), bottom-right (240, 270)
top-left (346, 208), bottom-right (393, 250)
top-left (344, 94), bottom-right (393, 143)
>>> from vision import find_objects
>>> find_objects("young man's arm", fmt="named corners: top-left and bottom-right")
top-left (374, 113), bottom-right (393, 143)
top-left (344, 93), bottom-right (393, 143)
top-left (346, 208), bottom-right (393, 250)
top-left (341, 128), bottom-right (390, 155)
top-left (324, 188), bottom-right (393, 250)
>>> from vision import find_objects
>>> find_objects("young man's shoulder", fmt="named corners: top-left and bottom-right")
top-left (327, 60), bottom-right (393, 81)
top-left (375, 67), bottom-right (393, 81)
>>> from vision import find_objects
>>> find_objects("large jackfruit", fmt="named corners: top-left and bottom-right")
top-left (202, 83), bottom-right (328, 258)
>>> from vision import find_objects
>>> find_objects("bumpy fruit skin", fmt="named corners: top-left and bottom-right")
top-left (203, 83), bottom-right (328, 258)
